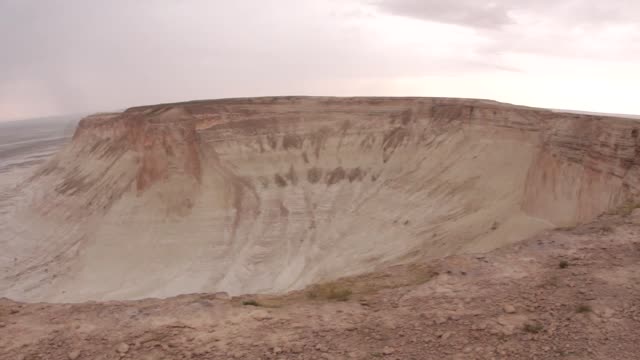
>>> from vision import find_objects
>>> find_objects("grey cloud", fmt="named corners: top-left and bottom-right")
top-left (371, 0), bottom-right (512, 29)
top-left (373, 0), bottom-right (640, 29)
top-left (373, 0), bottom-right (640, 61)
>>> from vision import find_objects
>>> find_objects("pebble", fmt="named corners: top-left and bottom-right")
top-left (116, 343), bottom-right (129, 354)
top-left (231, 351), bottom-right (245, 359)
top-left (290, 344), bottom-right (304, 354)
top-left (503, 304), bottom-right (516, 314)
top-left (435, 317), bottom-right (447, 325)
top-left (68, 350), bottom-right (81, 360)
top-left (382, 346), bottom-right (395, 355)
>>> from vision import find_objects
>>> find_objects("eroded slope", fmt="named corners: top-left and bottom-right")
top-left (0, 97), bottom-right (638, 302)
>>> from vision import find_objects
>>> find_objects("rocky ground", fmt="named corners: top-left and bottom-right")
top-left (1, 210), bottom-right (640, 360)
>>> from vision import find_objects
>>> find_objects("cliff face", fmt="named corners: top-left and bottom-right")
top-left (1, 97), bottom-right (639, 302)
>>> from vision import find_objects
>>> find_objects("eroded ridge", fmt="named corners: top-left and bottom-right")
top-left (1, 97), bottom-right (639, 302)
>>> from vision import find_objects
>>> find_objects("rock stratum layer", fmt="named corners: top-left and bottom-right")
top-left (1, 97), bottom-right (639, 302)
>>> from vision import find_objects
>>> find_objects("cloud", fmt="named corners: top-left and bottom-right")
top-left (371, 0), bottom-right (512, 29)
top-left (0, 0), bottom-right (517, 120)
top-left (372, 0), bottom-right (640, 61)
top-left (372, 0), bottom-right (640, 29)
top-left (0, 0), bottom-right (639, 120)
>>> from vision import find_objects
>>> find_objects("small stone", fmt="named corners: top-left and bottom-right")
top-left (315, 344), bottom-right (328, 352)
top-left (290, 343), bottom-right (304, 354)
top-left (68, 350), bottom-right (81, 360)
top-left (273, 347), bottom-right (283, 354)
top-left (382, 346), bottom-right (395, 355)
top-left (503, 305), bottom-right (516, 314)
top-left (116, 343), bottom-right (130, 354)
top-left (472, 322), bottom-right (487, 330)
top-left (602, 308), bottom-right (615, 318)
top-left (501, 327), bottom-right (515, 336)
top-left (193, 348), bottom-right (208, 356)
top-left (441, 332), bottom-right (452, 340)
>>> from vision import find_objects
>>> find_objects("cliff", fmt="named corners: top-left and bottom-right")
top-left (1, 97), bottom-right (638, 302)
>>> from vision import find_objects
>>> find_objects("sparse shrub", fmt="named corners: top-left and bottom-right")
top-left (242, 300), bottom-right (260, 306)
top-left (523, 322), bottom-right (543, 334)
top-left (559, 260), bottom-right (569, 269)
top-left (576, 304), bottom-right (592, 313)
top-left (307, 283), bottom-right (352, 301)
top-left (409, 268), bottom-right (437, 285)
top-left (557, 225), bottom-right (576, 231)
top-left (542, 275), bottom-right (560, 288)
top-left (610, 200), bottom-right (640, 217)
top-left (599, 225), bottom-right (614, 234)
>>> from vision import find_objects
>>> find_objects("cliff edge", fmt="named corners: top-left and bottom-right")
top-left (1, 97), bottom-right (638, 302)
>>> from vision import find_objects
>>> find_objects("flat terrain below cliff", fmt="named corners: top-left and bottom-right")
top-left (1, 212), bottom-right (639, 360)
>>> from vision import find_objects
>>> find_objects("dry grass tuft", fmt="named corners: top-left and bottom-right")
top-left (523, 322), bottom-right (544, 333)
top-left (608, 200), bottom-right (640, 217)
top-left (307, 283), bottom-right (353, 301)
top-left (242, 300), bottom-right (261, 306)
top-left (576, 304), bottom-right (592, 313)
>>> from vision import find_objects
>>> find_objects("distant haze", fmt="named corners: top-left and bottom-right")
top-left (1, 0), bottom-right (639, 121)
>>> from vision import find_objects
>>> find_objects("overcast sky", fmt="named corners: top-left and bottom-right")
top-left (1, 0), bottom-right (639, 121)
